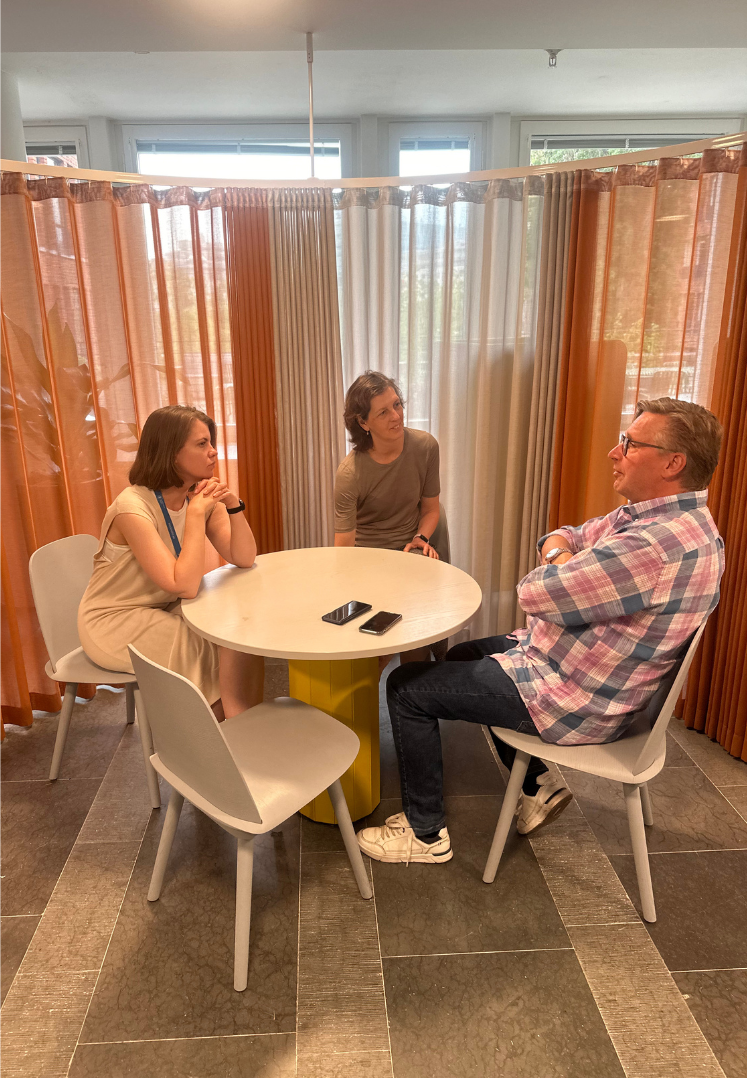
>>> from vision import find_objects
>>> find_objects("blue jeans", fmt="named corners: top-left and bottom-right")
top-left (386, 635), bottom-right (549, 836)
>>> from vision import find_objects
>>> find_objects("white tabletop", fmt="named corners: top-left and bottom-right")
top-left (182, 547), bottom-right (483, 660)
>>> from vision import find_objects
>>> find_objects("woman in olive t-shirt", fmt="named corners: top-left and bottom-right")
top-left (333, 371), bottom-right (442, 663)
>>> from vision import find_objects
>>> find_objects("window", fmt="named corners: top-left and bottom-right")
top-left (123, 124), bottom-right (354, 180)
top-left (530, 135), bottom-right (716, 167)
top-left (389, 122), bottom-right (484, 178)
top-left (26, 142), bottom-right (79, 168)
top-left (136, 139), bottom-right (342, 181)
top-left (399, 137), bottom-right (471, 178)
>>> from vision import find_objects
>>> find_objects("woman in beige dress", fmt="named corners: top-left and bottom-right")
top-left (78, 405), bottom-right (263, 719)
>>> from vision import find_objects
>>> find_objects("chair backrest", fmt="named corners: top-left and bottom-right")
top-left (28, 533), bottom-right (99, 673)
top-left (632, 620), bottom-right (708, 775)
top-left (128, 646), bottom-right (262, 824)
top-left (430, 503), bottom-right (451, 564)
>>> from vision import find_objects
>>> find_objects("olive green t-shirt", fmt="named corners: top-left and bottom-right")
top-left (334, 428), bottom-right (440, 550)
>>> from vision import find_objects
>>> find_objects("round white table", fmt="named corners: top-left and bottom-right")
top-left (182, 547), bottom-right (482, 822)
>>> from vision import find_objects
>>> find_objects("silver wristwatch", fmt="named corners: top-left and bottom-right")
top-left (543, 546), bottom-right (568, 564)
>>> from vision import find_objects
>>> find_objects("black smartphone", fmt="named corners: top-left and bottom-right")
top-left (321, 600), bottom-right (372, 626)
top-left (359, 611), bottom-right (403, 635)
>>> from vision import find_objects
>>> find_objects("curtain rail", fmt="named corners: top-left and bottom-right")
top-left (4, 132), bottom-right (747, 191)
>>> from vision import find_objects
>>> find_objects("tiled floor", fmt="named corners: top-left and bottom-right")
top-left (2, 661), bottom-right (746, 1077)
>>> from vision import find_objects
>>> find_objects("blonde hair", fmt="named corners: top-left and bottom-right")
top-left (634, 397), bottom-right (722, 490)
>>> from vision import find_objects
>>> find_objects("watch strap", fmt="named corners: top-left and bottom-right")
top-left (226, 498), bottom-right (246, 516)
top-left (415, 533), bottom-right (430, 544)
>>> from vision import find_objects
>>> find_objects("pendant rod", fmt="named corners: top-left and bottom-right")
top-left (306, 33), bottom-right (315, 179)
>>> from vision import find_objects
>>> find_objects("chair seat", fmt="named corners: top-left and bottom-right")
top-left (45, 647), bottom-right (137, 686)
top-left (151, 696), bottom-right (360, 834)
top-left (490, 718), bottom-right (666, 784)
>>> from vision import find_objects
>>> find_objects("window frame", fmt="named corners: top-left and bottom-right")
top-left (121, 122), bottom-right (356, 180)
top-left (23, 124), bottom-right (90, 169)
top-left (518, 117), bottom-right (744, 168)
top-left (387, 120), bottom-right (485, 178)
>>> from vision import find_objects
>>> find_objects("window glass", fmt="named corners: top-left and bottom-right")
top-left (530, 135), bottom-right (713, 166)
top-left (26, 143), bottom-right (78, 167)
top-left (399, 137), bottom-right (472, 177)
top-left (136, 140), bottom-right (341, 180)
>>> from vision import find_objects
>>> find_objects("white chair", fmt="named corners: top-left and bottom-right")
top-left (28, 535), bottom-right (160, 807)
top-left (483, 621), bottom-right (708, 922)
top-left (128, 645), bottom-right (373, 992)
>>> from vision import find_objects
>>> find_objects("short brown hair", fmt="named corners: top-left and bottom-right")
top-left (129, 405), bottom-right (216, 489)
top-left (634, 397), bottom-right (722, 490)
top-left (343, 371), bottom-right (405, 452)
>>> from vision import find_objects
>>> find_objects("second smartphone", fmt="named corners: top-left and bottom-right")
top-left (359, 611), bottom-right (403, 635)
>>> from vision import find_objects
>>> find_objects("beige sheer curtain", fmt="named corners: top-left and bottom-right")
top-left (336, 179), bottom-right (546, 636)
top-left (268, 189), bottom-right (345, 549)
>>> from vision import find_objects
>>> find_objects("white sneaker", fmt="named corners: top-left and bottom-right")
top-left (357, 811), bottom-right (453, 864)
top-left (516, 773), bottom-right (573, 835)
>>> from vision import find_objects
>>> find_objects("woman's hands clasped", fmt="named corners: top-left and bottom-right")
top-left (188, 479), bottom-right (242, 519)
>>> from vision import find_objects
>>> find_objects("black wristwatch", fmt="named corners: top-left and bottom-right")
top-left (415, 533), bottom-right (430, 544)
top-left (226, 499), bottom-right (246, 516)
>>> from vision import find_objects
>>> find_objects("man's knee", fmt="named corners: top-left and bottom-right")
top-left (386, 659), bottom-right (430, 698)
top-left (446, 639), bottom-right (482, 662)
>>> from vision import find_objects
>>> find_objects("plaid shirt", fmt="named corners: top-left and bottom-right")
top-left (493, 491), bottom-right (724, 745)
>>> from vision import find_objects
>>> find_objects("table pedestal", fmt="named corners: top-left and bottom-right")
top-left (288, 657), bottom-right (380, 823)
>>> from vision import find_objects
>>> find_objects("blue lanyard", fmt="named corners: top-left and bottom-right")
top-left (154, 490), bottom-right (186, 557)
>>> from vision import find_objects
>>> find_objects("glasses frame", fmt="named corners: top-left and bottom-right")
top-left (620, 435), bottom-right (675, 456)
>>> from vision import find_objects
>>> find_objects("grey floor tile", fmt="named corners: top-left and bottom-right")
top-left (663, 730), bottom-right (696, 767)
top-left (76, 723), bottom-right (159, 845)
top-left (1, 688), bottom-right (127, 782)
top-left (611, 850), bottom-right (747, 971)
top-left (721, 785), bottom-right (747, 823)
top-left (1, 916), bottom-right (40, 1004)
top-left (1, 777), bottom-right (102, 915)
top-left (562, 765), bottom-right (747, 856)
top-left (264, 659), bottom-right (290, 701)
top-left (674, 969), bottom-right (747, 1078)
top-left (669, 721), bottom-right (747, 786)
top-left (569, 922), bottom-right (723, 1078)
top-left (367, 795), bottom-right (568, 958)
top-left (20, 840), bottom-right (141, 975)
top-left (80, 803), bottom-right (300, 1042)
top-left (1, 969), bottom-right (98, 1078)
top-left (384, 949), bottom-right (624, 1078)
top-left (69, 1034), bottom-right (297, 1078)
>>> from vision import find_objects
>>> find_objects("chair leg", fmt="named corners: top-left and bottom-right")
top-left (134, 688), bottom-right (161, 809)
top-left (640, 782), bottom-right (654, 827)
top-left (234, 835), bottom-right (255, 992)
top-left (147, 790), bottom-right (184, 901)
top-left (623, 783), bottom-right (656, 923)
top-left (125, 683), bottom-right (136, 724)
top-left (328, 778), bottom-right (373, 900)
top-left (49, 683), bottom-right (77, 780)
top-left (483, 749), bottom-right (530, 884)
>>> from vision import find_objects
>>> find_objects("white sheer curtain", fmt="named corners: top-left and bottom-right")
top-left (335, 179), bottom-right (546, 636)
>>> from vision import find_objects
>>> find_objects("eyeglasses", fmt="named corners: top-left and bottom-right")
top-left (619, 435), bottom-right (674, 456)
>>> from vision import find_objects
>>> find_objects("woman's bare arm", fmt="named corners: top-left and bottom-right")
top-left (205, 501), bottom-right (257, 567)
top-left (334, 530), bottom-right (356, 547)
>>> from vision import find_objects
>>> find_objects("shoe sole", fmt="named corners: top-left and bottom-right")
top-left (517, 790), bottom-right (573, 836)
top-left (357, 843), bottom-right (454, 864)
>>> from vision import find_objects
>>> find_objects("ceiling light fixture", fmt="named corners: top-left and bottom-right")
top-left (546, 49), bottom-right (561, 68)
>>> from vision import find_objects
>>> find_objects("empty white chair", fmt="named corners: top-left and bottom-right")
top-left (28, 534), bottom-right (160, 807)
top-left (128, 645), bottom-right (373, 992)
top-left (483, 621), bottom-right (708, 922)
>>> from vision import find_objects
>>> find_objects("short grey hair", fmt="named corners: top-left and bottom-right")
top-left (634, 397), bottom-right (723, 490)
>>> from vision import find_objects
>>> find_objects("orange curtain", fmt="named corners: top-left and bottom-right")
top-left (682, 144), bottom-right (747, 760)
top-left (223, 190), bottom-right (283, 554)
top-left (1, 175), bottom-right (239, 728)
top-left (549, 148), bottom-right (742, 530)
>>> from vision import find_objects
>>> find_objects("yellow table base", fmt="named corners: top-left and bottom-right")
top-left (288, 657), bottom-right (380, 823)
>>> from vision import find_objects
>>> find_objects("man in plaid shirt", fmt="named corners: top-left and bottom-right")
top-left (358, 398), bottom-right (724, 865)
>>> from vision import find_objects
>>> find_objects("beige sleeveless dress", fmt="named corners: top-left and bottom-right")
top-left (78, 485), bottom-right (220, 703)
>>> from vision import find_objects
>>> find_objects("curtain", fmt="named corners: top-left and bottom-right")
top-left (335, 179), bottom-right (546, 636)
top-left (268, 189), bottom-right (345, 549)
top-left (682, 144), bottom-right (747, 761)
top-left (549, 149), bottom-right (742, 529)
top-left (1, 176), bottom-right (239, 727)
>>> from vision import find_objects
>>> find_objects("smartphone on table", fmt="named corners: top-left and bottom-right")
top-left (359, 611), bottom-right (402, 635)
top-left (321, 600), bottom-right (372, 626)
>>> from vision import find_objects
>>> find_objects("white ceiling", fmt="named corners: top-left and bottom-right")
top-left (8, 49), bottom-right (747, 122)
top-left (3, 0), bottom-right (747, 51)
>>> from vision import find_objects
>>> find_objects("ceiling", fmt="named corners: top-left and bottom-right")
top-left (3, 0), bottom-right (747, 52)
top-left (7, 49), bottom-right (747, 122)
